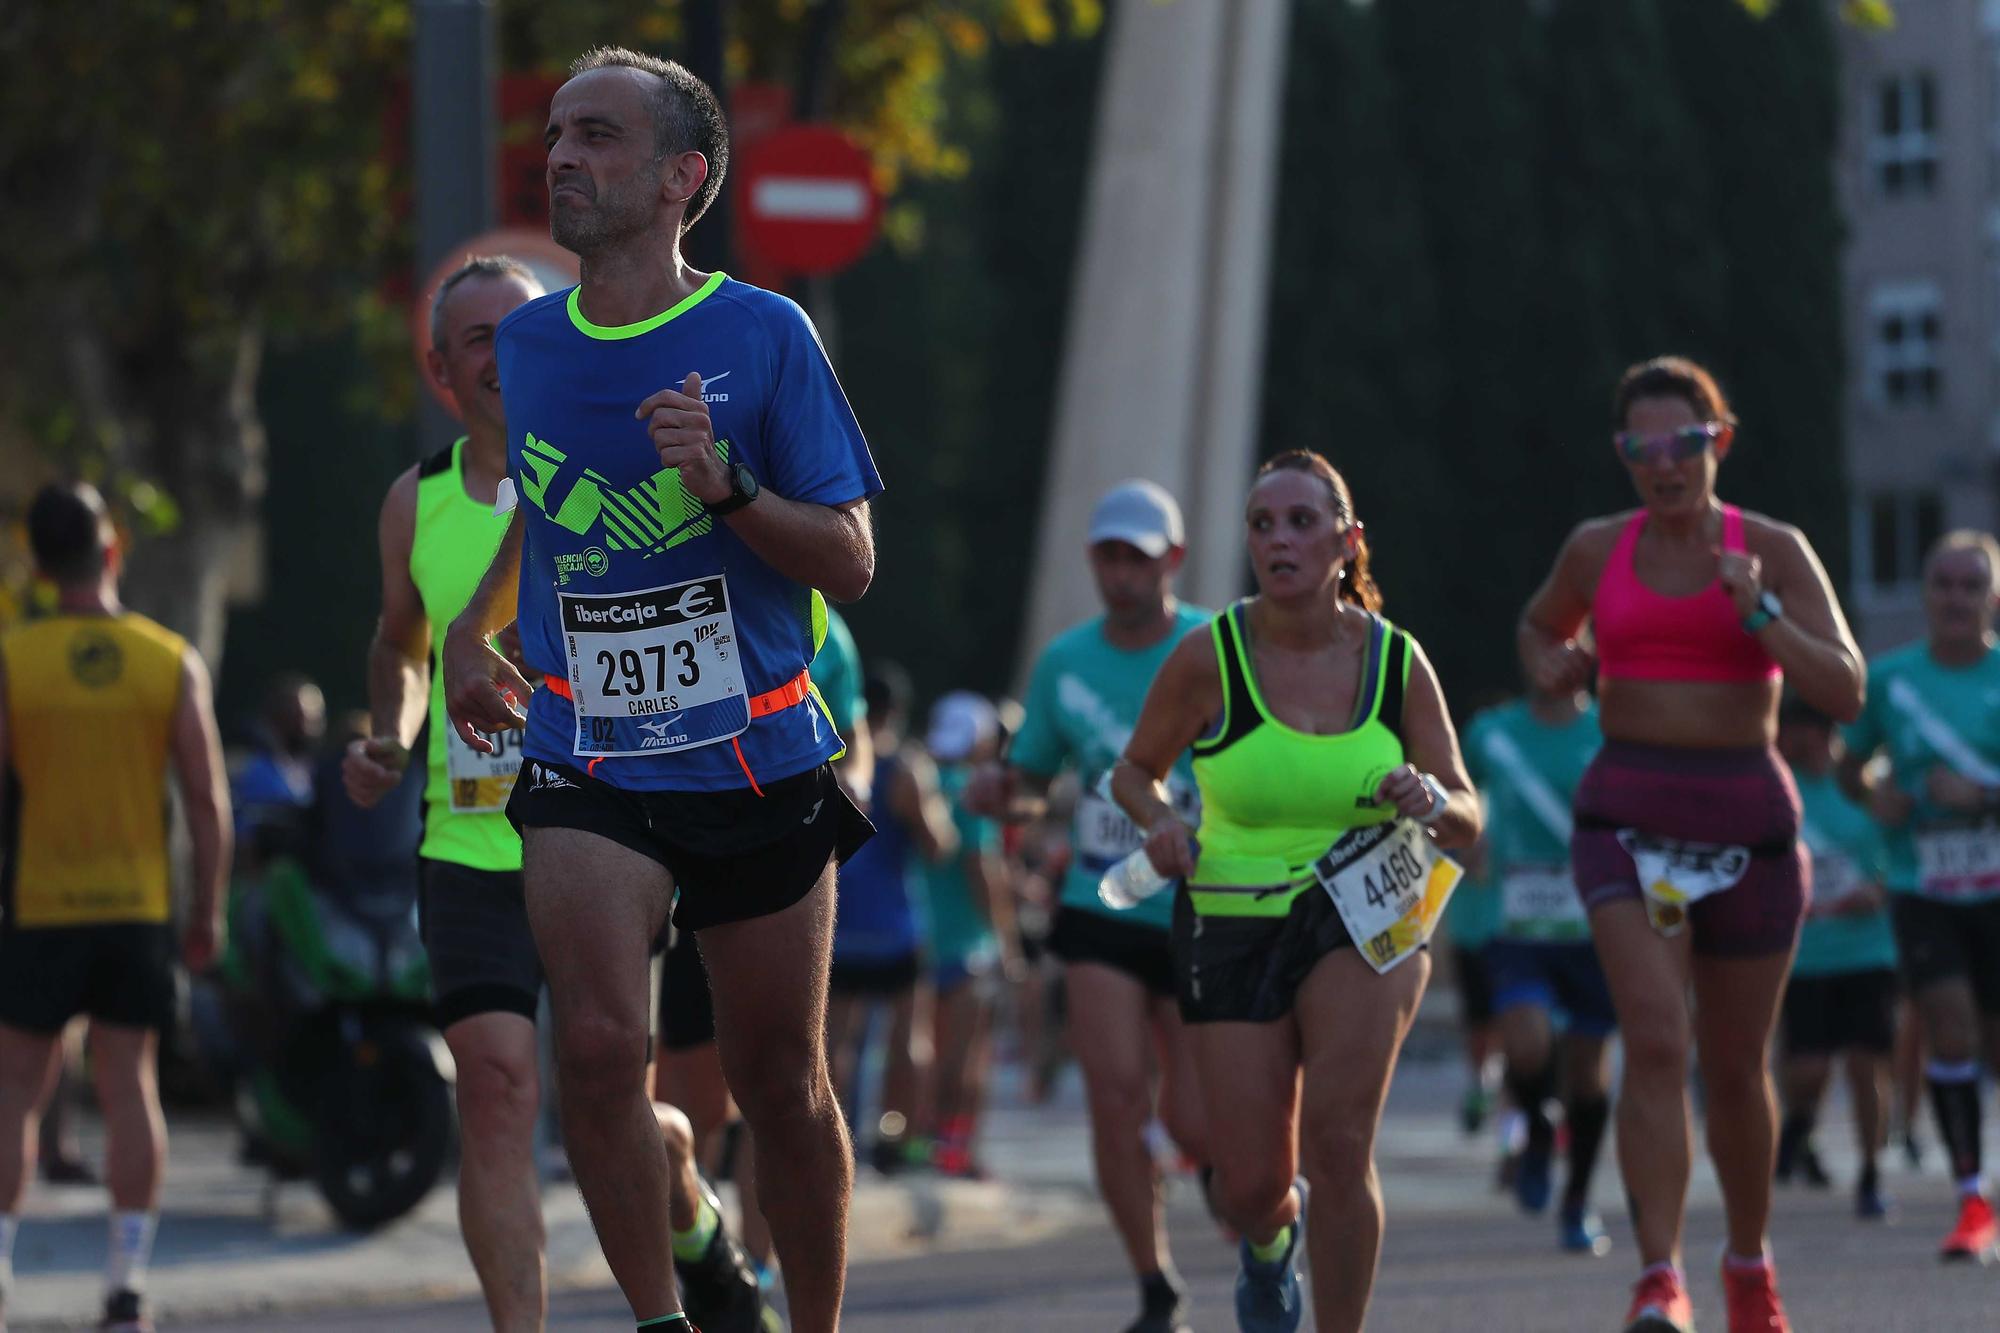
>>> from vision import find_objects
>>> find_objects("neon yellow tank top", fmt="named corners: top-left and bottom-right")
top-left (2, 612), bottom-right (185, 926)
top-left (411, 438), bottom-right (523, 872)
top-left (1188, 604), bottom-right (1412, 917)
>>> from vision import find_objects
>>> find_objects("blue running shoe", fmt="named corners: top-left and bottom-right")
top-left (1234, 1187), bottom-right (1304, 1333)
top-left (1558, 1202), bottom-right (1609, 1255)
top-left (1514, 1143), bottom-right (1553, 1215)
top-left (1857, 1182), bottom-right (1894, 1220)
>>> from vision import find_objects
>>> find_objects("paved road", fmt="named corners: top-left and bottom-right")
top-left (181, 1061), bottom-right (2000, 1332)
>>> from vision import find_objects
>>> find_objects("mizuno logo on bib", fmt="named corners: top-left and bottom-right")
top-left (559, 573), bottom-right (748, 758)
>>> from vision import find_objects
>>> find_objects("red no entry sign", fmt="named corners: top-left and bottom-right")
top-left (737, 125), bottom-right (883, 276)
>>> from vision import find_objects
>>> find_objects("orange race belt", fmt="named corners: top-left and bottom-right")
top-left (536, 667), bottom-right (814, 718)
top-left (535, 667), bottom-right (817, 795)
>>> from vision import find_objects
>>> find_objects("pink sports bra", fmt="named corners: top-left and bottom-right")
top-left (1591, 505), bottom-right (1781, 684)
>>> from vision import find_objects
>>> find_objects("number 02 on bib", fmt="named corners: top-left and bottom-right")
top-left (560, 574), bottom-right (749, 758)
top-left (1313, 820), bottom-right (1463, 974)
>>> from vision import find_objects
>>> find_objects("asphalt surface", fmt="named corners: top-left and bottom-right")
top-left (175, 1067), bottom-right (1999, 1332)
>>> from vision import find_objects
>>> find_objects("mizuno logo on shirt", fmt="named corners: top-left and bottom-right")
top-left (693, 371), bottom-right (731, 403)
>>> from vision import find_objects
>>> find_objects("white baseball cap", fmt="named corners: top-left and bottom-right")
top-left (1087, 480), bottom-right (1185, 558)
top-left (926, 690), bottom-right (998, 763)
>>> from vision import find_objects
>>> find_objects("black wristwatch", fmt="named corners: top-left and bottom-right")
top-left (708, 462), bottom-right (760, 517)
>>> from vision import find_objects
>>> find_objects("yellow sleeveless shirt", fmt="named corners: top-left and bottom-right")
top-left (3, 612), bottom-right (185, 927)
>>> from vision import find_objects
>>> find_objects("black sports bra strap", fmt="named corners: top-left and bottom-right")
top-left (1199, 603), bottom-right (1263, 756)
top-left (1376, 628), bottom-right (1410, 743)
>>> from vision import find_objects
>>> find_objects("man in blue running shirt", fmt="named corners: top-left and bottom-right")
top-left (443, 47), bottom-right (880, 1333)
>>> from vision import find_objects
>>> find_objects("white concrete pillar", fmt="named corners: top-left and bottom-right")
top-left (1018, 0), bottom-right (1292, 671)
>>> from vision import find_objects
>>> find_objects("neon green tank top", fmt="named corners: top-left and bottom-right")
top-left (412, 438), bottom-right (523, 872)
top-left (1188, 604), bottom-right (1412, 917)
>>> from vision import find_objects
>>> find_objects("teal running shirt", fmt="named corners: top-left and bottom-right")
top-left (1792, 770), bottom-right (1898, 977)
top-left (919, 763), bottom-right (1002, 966)
top-left (1009, 605), bottom-right (1211, 930)
top-left (1462, 700), bottom-right (1600, 943)
top-left (1844, 641), bottom-right (2000, 901)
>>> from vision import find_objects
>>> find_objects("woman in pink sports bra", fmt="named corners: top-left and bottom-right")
top-left (1519, 357), bottom-right (1864, 1333)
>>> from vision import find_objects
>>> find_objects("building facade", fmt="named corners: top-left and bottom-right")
top-left (1839, 0), bottom-right (2000, 649)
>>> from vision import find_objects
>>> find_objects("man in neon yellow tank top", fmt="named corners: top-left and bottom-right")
top-left (0, 483), bottom-right (232, 1333)
top-left (343, 259), bottom-right (769, 1333)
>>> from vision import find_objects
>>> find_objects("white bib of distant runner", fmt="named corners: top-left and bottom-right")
top-left (1314, 820), bottom-right (1462, 974)
top-left (1500, 862), bottom-right (1587, 939)
top-left (1807, 851), bottom-right (1863, 907)
top-left (1076, 776), bottom-right (1200, 873)
top-left (559, 574), bottom-right (748, 759)
top-left (1617, 830), bottom-right (1750, 933)
top-left (1914, 819), bottom-right (2000, 900)
top-left (446, 723), bottom-right (522, 813)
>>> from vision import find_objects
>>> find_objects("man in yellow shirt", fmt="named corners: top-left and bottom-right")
top-left (0, 482), bottom-right (231, 1333)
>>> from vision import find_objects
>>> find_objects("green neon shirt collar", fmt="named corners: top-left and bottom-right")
top-left (567, 270), bottom-right (727, 340)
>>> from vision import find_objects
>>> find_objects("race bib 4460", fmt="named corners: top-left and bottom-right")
top-left (560, 574), bottom-right (749, 758)
top-left (1313, 820), bottom-right (1463, 974)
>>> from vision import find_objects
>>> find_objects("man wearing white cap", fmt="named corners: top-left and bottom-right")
top-left (968, 480), bottom-right (1213, 1333)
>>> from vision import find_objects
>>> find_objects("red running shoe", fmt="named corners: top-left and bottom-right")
top-left (1939, 1192), bottom-right (1999, 1263)
top-left (1623, 1267), bottom-right (1695, 1333)
top-left (1720, 1259), bottom-right (1790, 1333)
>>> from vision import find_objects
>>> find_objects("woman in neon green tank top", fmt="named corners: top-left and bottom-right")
top-left (1113, 451), bottom-right (1480, 1333)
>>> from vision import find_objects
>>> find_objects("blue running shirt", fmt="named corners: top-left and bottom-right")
top-left (499, 274), bottom-right (883, 791)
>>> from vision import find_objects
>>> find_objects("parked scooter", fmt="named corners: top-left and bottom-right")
top-left (222, 736), bottom-right (453, 1231)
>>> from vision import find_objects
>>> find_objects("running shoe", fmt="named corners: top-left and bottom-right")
top-left (1122, 1279), bottom-right (1192, 1333)
top-left (1622, 1267), bottom-right (1694, 1333)
top-left (1855, 1180), bottom-right (1894, 1221)
top-left (674, 1180), bottom-right (775, 1333)
top-left (1514, 1142), bottom-right (1554, 1214)
top-left (1559, 1202), bottom-right (1609, 1255)
top-left (1234, 1185), bottom-right (1304, 1333)
top-left (1461, 1085), bottom-right (1493, 1136)
top-left (1720, 1258), bottom-right (1790, 1332)
top-left (1902, 1127), bottom-right (1925, 1170)
top-left (99, 1289), bottom-right (154, 1333)
top-left (1938, 1192), bottom-right (1999, 1264)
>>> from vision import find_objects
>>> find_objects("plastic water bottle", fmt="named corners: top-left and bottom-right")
top-left (1098, 842), bottom-right (1195, 910)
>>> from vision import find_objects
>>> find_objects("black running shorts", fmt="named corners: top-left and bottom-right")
top-left (1170, 888), bottom-right (1358, 1026)
top-left (658, 929), bottom-right (718, 1052)
top-left (417, 859), bottom-right (542, 1030)
top-left (1781, 968), bottom-right (1898, 1057)
top-left (1891, 894), bottom-right (2000, 1015)
top-left (828, 951), bottom-right (923, 998)
top-left (1048, 905), bottom-right (1175, 999)
top-left (0, 922), bottom-right (176, 1034)
top-left (508, 758), bottom-right (873, 932)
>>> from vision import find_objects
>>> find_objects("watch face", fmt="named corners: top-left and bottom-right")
top-left (737, 464), bottom-right (759, 500)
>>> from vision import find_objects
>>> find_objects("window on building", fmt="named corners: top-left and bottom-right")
top-left (1872, 73), bottom-right (1939, 195)
top-left (1867, 282), bottom-right (1943, 407)
top-left (1861, 491), bottom-right (1946, 589)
